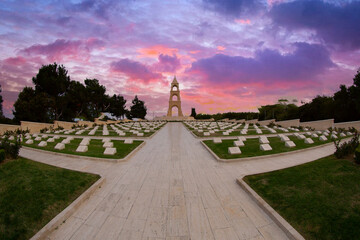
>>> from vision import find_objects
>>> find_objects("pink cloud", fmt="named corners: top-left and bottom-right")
top-left (234, 19), bottom-right (251, 25)
top-left (19, 38), bottom-right (105, 62)
top-left (137, 45), bottom-right (178, 58)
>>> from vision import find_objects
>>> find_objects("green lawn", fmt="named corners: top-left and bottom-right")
top-left (204, 135), bottom-right (341, 159)
top-left (23, 138), bottom-right (143, 159)
top-left (244, 155), bottom-right (360, 240)
top-left (0, 157), bottom-right (99, 240)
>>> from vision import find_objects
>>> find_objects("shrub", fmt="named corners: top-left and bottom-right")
top-left (334, 131), bottom-right (359, 159)
top-left (55, 126), bottom-right (64, 131)
top-left (0, 137), bottom-right (21, 159)
top-left (40, 127), bottom-right (48, 133)
top-left (355, 146), bottom-right (360, 164)
top-left (0, 149), bottom-right (5, 163)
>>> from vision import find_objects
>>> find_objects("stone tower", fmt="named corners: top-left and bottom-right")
top-left (167, 76), bottom-right (184, 117)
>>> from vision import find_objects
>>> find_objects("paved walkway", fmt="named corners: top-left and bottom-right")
top-left (21, 123), bottom-right (336, 240)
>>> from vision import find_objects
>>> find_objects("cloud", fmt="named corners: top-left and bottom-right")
top-left (269, 0), bottom-right (360, 50)
top-left (110, 58), bottom-right (162, 83)
top-left (19, 38), bottom-right (105, 62)
top-left (202, 0), bottom-right (264, 17)
top-left (188, 42), bottom-right (335, 84)
top-left (152, 54), bottom-right (181, 73)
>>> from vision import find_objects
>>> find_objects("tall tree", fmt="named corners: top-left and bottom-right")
top-left (130, 95), bottom-right (147, 119)
top-left (13, 87), bottom-right (50, 123)
top-left (108, 94), bottom-right (127, 119)
top-left (32, 63), bottom-right (71, 120)
top-left (65, 81), bottom-right (88, 120)
top-left (190, 108), bottom-right (197, 118)
top-left (84, 79), bottom-right (107, 120)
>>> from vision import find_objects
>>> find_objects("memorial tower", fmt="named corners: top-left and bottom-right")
top-left (167, 76), bottom-right (184, 117)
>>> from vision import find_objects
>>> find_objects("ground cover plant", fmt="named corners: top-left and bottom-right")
top-left (0, 157), bottom-right (99, 240)
top-left (204, 135), bottom-right (346, 159)
top-left (23, 137), bottom-right (142, 159)
top-left (244, 155), bottom-right (360, 240)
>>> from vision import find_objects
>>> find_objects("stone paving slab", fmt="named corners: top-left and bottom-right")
top-left (21, 122), bottom-right (340, 239)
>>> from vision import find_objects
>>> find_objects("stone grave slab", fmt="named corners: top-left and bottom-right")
top-left (228, 147), bottom-right (241, 155)
top-left (259, 137), bottom-right (269, 144)
top-left (47, 138), bottom-right (55, 142)
top-left (304, 138), bottom-right (314, 144)
top-left (124, 139), bottom-right (133, 144)
top-left (213, 138), bottom-right (222, 143)
top-left (76, 145), bottom-right (88, 152)
top-left (319, 135), bottom-right (327, 141)
top-left (280, 135), bottom-right (290, 142)
top-left (285, 141), bottom-right (296, 148)
top-left (260, 144), bottom-right (272, 151)
top-left (103, 141), bottom-right (114, 148)
top-left (297, 134), bottom-right (305, 140)
top-left (237, 136), bottom-right (246, 141)
top-left (25, 140), bottom-right (34, 144)
top-left (104, 147), bottom-right (117, 155)
top-left (38, 141), bottom-right (47, 147)
top-left (80, 138), bottom-right (90, 146)
top-left (340, 133), bottom-right (346, 137)
top-left (234, 140), bottom-right (244, 147)
top-left (55, 143), bottom-right (65, 150)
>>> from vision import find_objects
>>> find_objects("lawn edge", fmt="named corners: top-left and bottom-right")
top-left (236, 177), bottom-right (305, 240)
top-left (30, 177), bottom-right (105, 240)
top-left (22, 140), bottom-right (146, 163)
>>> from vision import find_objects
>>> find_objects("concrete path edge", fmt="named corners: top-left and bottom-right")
top-left (30, 177), bottom-right (105, 240)
top-left (236, 178), bottom-right (305, 240)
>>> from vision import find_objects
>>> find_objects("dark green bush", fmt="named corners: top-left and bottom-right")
top-left (0, 149), bottom-right (5, 163)
top-left (334, 132), bottom-right (359, 159)
top-left (0, 137), bottom-right (21, 159)
top-left (355, 146), bottom-right (360, 164)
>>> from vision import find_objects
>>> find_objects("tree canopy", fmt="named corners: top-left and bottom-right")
top-left (13, 63), bottom-right (131, 123)
top-left (129, 95), bottom-right (147, 119)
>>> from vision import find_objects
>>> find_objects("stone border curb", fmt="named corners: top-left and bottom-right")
top-left (200, 140), bottom-right (341, 163)
top-left (22, 141), bottom-right (146, 163)
top-left (236, 177), bottom-right (304, 240)
top-left (30, 177), bottom-right (105, 240)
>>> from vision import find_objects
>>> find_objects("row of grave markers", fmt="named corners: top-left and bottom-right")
top-left (210, 129), bottom-right (353, 155)
top-left (19, 133), bottom-right (134, 156)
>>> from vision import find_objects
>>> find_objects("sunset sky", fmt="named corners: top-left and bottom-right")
top-left (1, 0), bottom-right (359, 118)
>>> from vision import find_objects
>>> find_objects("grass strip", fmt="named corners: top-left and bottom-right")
top-left (0, 157), bottom-right (99, 240)
top-left (244, 155), bottom-right (360, 240)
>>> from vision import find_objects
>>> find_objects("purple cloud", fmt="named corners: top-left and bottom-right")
top-left (153, 54), bottom-right (181, 73)
top-left (110, 58), bottom-right (162, 83)
top-left (202, 0), bottom-right (264, 17)
top-left (270, 0), bottom-right (360, 50)
top-left (19, 38), bottom-right (105, 62)
top-left (188, 42), bottom-right (335, 84)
